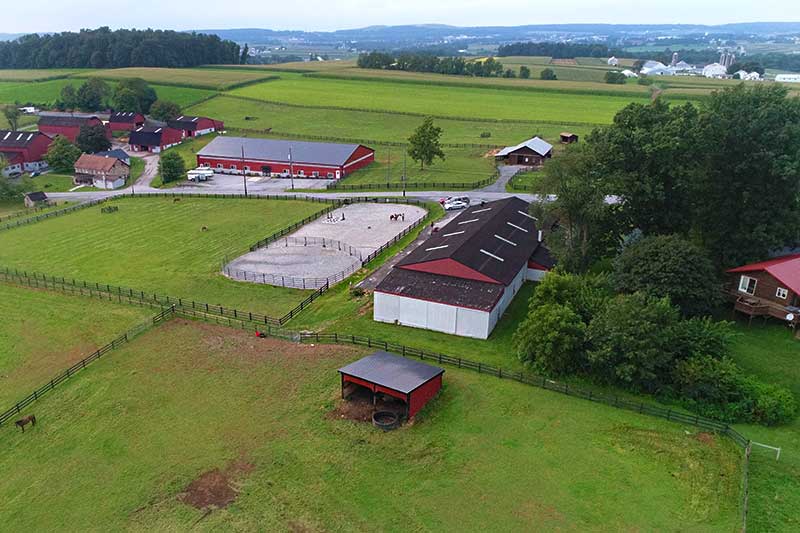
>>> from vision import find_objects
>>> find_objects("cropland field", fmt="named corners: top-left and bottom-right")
top-left (0, 69), bottom-right (84, 81)
top-left (83, 67), bottom-right (279, 90)
top-left (188, 95), bottom-right (588, 146)
top-left (0, 78), bottom-right (213, 107)
top-left (0, 197), bottom-right (326, 316)
top-left (0, 283), bottom-right (154, 407)
top-left (0, 318), bottom-right (740, 531)
top-left (229, 75), bottom-right (653, 124)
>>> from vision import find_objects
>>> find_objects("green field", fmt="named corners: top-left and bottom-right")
top-left (0, 69), bottom-right (84, 81)
top-left (0, 283), bottom-right (154, 407)
top-left (0, 197), bottom-right (326, 316)
top-left (188, 95), bottom-right (587, 146)
top-left (83, 67), bottom-right (278, 90)
top-left (0, 317), bottom-right (740, 530)
top-left (0, 78), bottom-right (214, 107)
top-left (229, 75), bottom-right (653, 124)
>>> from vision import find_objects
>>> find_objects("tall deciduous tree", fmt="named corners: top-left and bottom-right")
top-left (76, 78), bottom-right (110, 111)
top-left (240, 44), bottom-right (250, 64)
top-left (407, 117), bottom-right (445, 170)
top-left (692, 84), bottom-right (800, 266)
top-left (59, 84), bottom-right (78, 109)
top-left (149, 100), bottom-right (181, 122)
top-left (2, 105), bottom-right (20, 130)
top-left (76, 124), bottom-right (111, 153)
top-left (159, 151), bottom-right (186, 183)
top-left (44, 136), bottom-right (81, 173)
top-left (588, 99), bottom-right (700, 235)
top-left (112, 78), bottom-right (157, 113)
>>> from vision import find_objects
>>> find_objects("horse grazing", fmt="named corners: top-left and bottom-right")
top-left (15, 414), bottom-right (36, 432)
top-left (173, 197), bottom-right (181, 203)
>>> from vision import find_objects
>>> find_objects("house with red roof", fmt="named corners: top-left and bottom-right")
top-left (727, 254), bottom-right (800, 327)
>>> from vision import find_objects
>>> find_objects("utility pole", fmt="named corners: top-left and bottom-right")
top-left (402, 150), bottom-right (407, 197)
top-left (386, 147), bottom-right (391, 184)
top-left (241, 145), bottom-right (248, 197)
top-left (289, 145), bottom-right (294, 191)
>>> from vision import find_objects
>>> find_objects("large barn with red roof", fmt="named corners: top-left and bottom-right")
top-left (373, 197), bottom-right (554, 339)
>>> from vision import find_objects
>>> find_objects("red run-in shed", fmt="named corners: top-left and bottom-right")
top-left (338, 351), bottom-right (444, 419)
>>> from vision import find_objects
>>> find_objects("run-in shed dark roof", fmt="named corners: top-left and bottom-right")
top-left (197, 136), bottom-right (367, 167)
top-left (338, 351), bottom-right (444, 394)
top-left (168, 116), bottom-right (207, 130)
top-left (129, 127), bottom-right (166, 146)
top-left (24, 191), bottom-right (47, 202)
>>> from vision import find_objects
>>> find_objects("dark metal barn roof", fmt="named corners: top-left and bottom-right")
top-left (338, 351), bottom-right (444, 394)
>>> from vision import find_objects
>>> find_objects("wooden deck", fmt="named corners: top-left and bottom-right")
top-left (725, 290), bottom-right (800, 334)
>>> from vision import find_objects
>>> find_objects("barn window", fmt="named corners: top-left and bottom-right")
top-left (216, 163), bottom-right (223, 169)
top-left (243, 166), bottom-right (250, 172)
top-left (312, 171), bottom-right (319, 177)
top-left (298, 170), bottom-right (305, 177)
top-left (738, 275), bottom-right (757, 295)
top-left (777, 287), bottom-right (789, 299)
top-left (230, 165), bottom-right (237, 170)
top-left (326, 172), bottom-right (334, 178)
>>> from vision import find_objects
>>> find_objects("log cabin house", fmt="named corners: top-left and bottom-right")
top-left (727, 254), bottom-right (800, 332)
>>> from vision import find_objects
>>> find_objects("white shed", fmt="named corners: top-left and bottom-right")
top-left (703, 63), bottom-right (728, 78)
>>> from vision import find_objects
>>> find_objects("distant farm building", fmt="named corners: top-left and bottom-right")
top-left (374, 197), bottom-right (554, 339)
top-left (38, 115), bottom-right (108, 142)
top-left (703, 63), bottom-right (728, 78)
top-left (167, 116), bottom-right (224, 138)
top-left (495, 137), bottom-right (553, 166)
top-left (0, 130), bottom-right (53, 177)
top-left (607, 56), bottom-right (619, 66)
top-left (95, 149), bottom-right (131, 165)
top-left (727, 254), bottom-right (800, 329)
top-left (621, 69), bottom-right (638, 78)
top-left (776, 74), bottom-right (800, 83)
top-left (23, 191), bottom-right (48, 208)
top-left (338, 351), bottom-right (444, 420)
top-left (108, 112), bottom-right (145, 133)
top-left (560, 132), bottom-right (579, 144)
top-left (128, 127), bottom-right (183, 153)
top-left (73, 153), bottom-right (130, 190)
top-left (196, 136), bottom-right (374, 179)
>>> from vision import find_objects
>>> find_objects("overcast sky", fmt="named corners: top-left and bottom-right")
top-left (2, 0), bottom-right (798, 34)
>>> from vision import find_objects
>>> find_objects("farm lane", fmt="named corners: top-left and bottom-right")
top-left (480, 164), bottom-right (525, 193)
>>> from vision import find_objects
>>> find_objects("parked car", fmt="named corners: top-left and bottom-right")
top-left (442, 196), bottom-right (470, 211)
top-left (30, 171), bottom-right (41, 177)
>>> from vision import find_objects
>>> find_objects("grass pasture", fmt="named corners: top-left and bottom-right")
top-left (230, 75), bottom-right (653, 125)
top-left (188, 94), bottom-right (587, 146)
top-left (0, 318), bottom-right (741, 530)
top-left (83, 67), bottom-right (279, 90)
top-left (0, 69), bottom-right (84, 81)
top-left (0, 197), bottom-right (326, 317)
top-left (0, 283), bottom-right (154, 407)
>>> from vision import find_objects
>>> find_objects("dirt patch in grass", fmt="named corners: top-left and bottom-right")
top-left (695, 432), bottom-right (717, 447)
top-left (179, 456), bottom-right (255, 510)
top-left (328, 387), bottom-right (406, 423)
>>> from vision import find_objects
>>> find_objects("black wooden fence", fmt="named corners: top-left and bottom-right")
top-left (325, 175), bottom-right (496, 192)
top-left (0, 306), bottom-right (175, 427)
top-left (0, 198), bottom-right (107, 233)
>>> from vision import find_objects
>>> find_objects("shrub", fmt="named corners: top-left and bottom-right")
top-left (349, 285), bottom-right (365, 298)
top-left (540, 68), bottom-right (557, 80)
top-left (530, 271), bottom-right (611, 324)
top-left (587, 293), bottom-right (680, 392)
top-left (158, 151), bottom-right (186, 183)
top-left (604, 71), bottom-right (627, 84)
top-left (513, 303), bottom-right (586, 375)
top-left (666, 316), bottom-right (734, 361)
top-left (637, 76), bottom-right (654, 85)
top-left (613, 234), bottom-right (720, 317)
top-left (479, 131), bottom-right (492, 138)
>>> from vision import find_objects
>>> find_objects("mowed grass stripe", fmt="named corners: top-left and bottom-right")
top-left (0, 283), bottom-right (154, 407)
top-left (0, 197), bottom-right (326, 316)
top-left (229, 75), bottom-right (654, 124)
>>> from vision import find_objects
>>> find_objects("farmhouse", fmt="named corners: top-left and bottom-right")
top-left (495, 137), bottom-right (553, 166)
top-left (23, 191), bottom-right (48, 208)
top-left (108, 112), bottom-right (145, 133)
top-left (196, 136), bottom-right (374, 179)
top-left (374, 197), bottom-right (554, 339)
top-left (0, 130), bottom-right (52, 176)
top-left (38, 115), bottom-right (108, 142)
top-left (167, 115), bottom-right (224, 138)
top-left (73, 153), bottom-right (130, 190)
top-left (727, 254), bottom-right (800, 327)
top-left (339, 351), bottom-right (444, 419)
top-left (128, 127), bottom-right (183, 153)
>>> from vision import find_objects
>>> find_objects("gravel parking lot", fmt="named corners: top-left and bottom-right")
top-left (225, 202), bottom-right (427, 288)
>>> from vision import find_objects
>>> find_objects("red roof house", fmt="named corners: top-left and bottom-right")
top-left (727, 255), bottom-right (800, 328)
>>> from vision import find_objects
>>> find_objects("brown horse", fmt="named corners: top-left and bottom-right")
top-left (15, 414), bottom-right (36, 432)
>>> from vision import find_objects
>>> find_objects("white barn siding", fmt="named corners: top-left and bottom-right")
top-left (374, 292), bottom-right (492, 339)
top-left (526, 266), bottom-right (548, 281)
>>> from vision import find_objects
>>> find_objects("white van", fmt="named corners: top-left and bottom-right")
top-left (187, 168), bottom-right (214, 182)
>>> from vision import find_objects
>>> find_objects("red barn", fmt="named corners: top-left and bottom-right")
top-left (0, 130), bottom-right (53, 176)
top-left (196, 136), bottom-right (374, 179)
top-left (108, 112), bottom-right (145, 133)
top-left (168, 115), bottom-right (224, 138)
top-left (38, 115), bottom-right (108, 142)
top-left (338, 351), bottom-right (444, 420)
top-left (128, 126), bottom-right (183, 153)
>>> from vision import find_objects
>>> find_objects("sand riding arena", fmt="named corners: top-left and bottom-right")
top-left (224, 202), bottom-right (427, 289)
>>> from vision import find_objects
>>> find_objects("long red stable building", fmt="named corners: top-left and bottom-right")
top-left (196, 136), bottom-right (374, 179)
top-left (38, 115), bottom-right (109, 142)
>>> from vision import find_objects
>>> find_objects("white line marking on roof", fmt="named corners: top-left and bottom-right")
top-left (458, 218), bottom-right (480, 225)
top-left (2, 132), bottom-right (10, 140)
top-left (442, 230), bottom-right (465, 237)
top-left (425, 245), bottom-right (449, 252)
top-left (494, 234), bottom-right (517, 246)
top-left (480, 249), bottom-right (504, 262)
top-left (507, 222), bottom-right (529, 232)
top-left (472, 208), bottom-right (492, 213)
top-left (517, 210), bottom-right (537, 220)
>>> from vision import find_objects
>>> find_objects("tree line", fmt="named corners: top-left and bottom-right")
top-left (0, 27), bottom-right (240, 69)
top-left (497, 42), bottom-right (623, 58)
top-left (357, 52), bottom-right (512, 78)
top-left (511, 84), bottom-right (800, 426)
